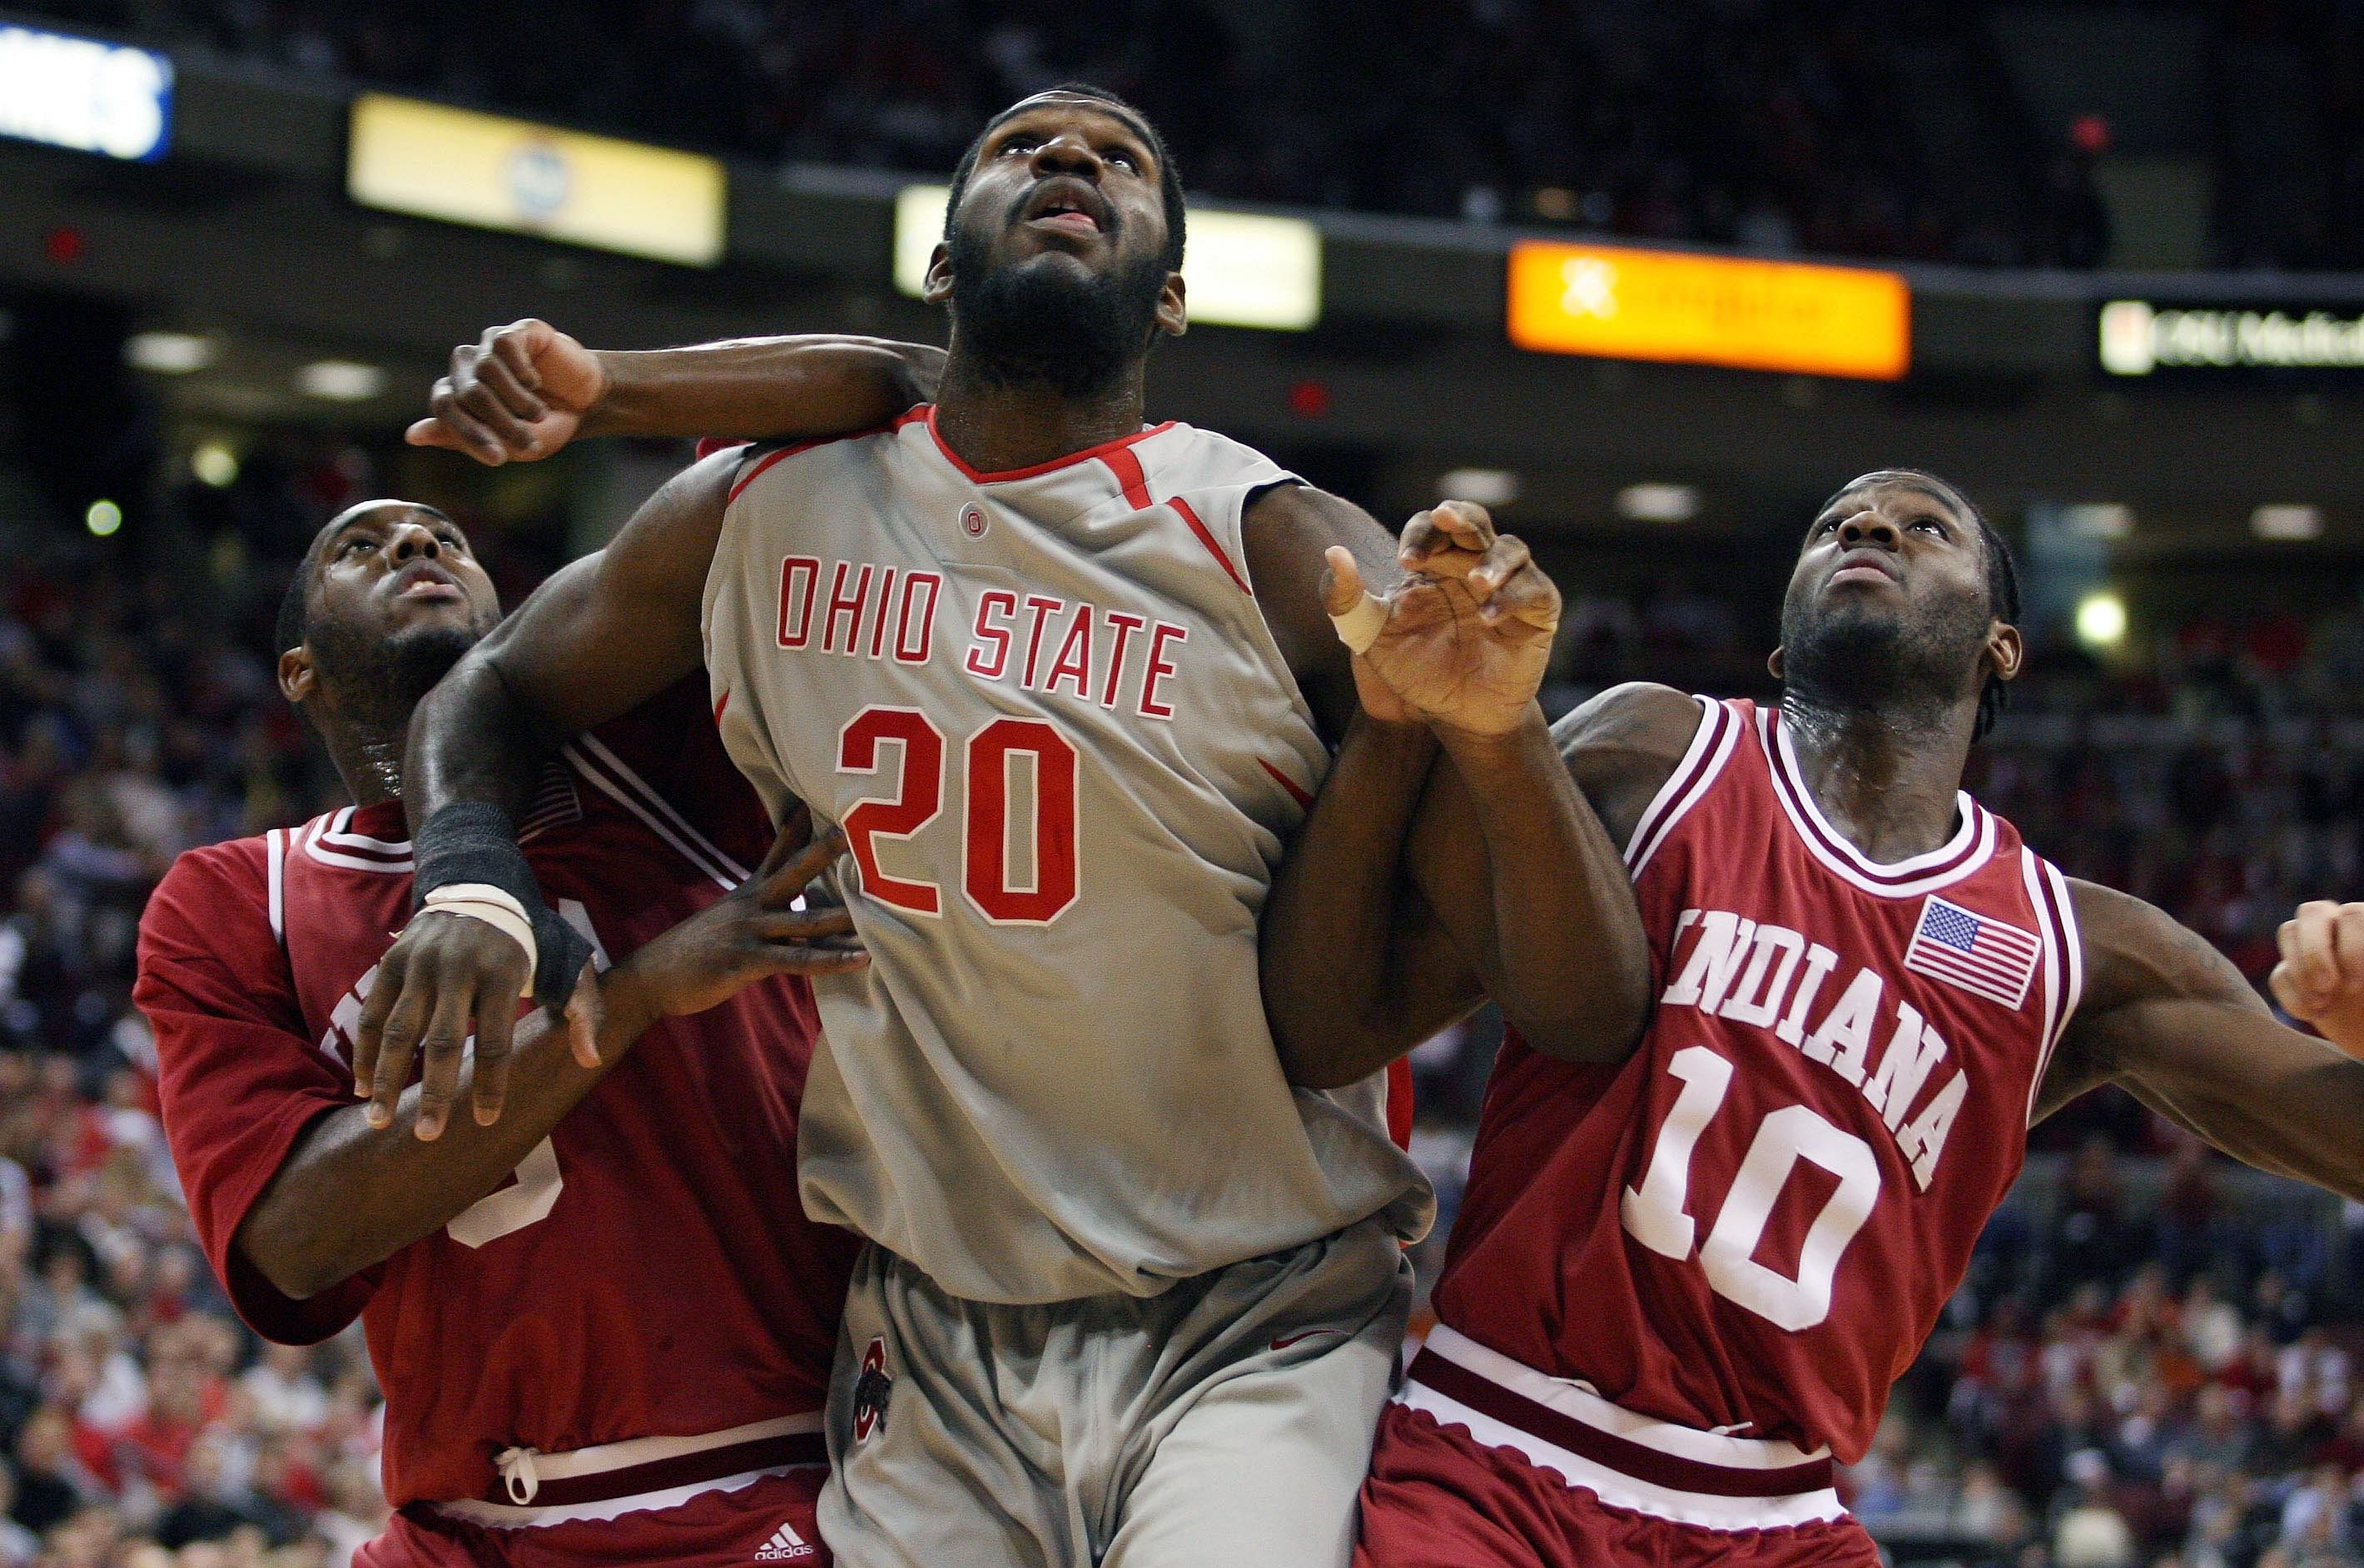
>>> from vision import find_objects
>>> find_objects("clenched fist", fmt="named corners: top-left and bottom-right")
top-left (2272, 901), bottom-right (2364, 1057)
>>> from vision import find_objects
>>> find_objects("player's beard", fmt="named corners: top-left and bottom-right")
top-left (1779, 588), bottom-right (1992, 737)
top-left (946, 220), bottom-right (1169, 399)
top-left (305, 618), bottom-right (483, 730)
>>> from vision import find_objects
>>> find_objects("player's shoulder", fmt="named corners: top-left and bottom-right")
top-left (1554, 682), bottom-right (1711, 754)
top-left (1141, 421), bottom-right (1296, 491)
top-left (139, 832), bottom-right (276, 953)
top-left (728, 404), bottom-right (931, 502)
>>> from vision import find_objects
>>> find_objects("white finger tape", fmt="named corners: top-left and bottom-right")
top-left (1330, 593), bottom-right (1387, 656)
top-left (420, 883), bottom-right (539, 998)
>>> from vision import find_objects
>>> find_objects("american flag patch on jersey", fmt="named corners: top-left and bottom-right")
top-left (1904, 896), bottom-right (2041, 1010)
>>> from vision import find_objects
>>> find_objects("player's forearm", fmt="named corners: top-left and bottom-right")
top-left (1433, 707), bottom-right (1652, 1063)
top-left (1263, 717), bottom-right (1449, 1089)
top-left (404, 648), bottom-right (556, 834)
top-left (236, 975), bottom-right (658, 1299)
top-left (581, 338), bottom-right (943, 442)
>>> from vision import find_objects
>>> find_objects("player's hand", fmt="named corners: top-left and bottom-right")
top-left (2272, 901), bottom-right (2364, 1057)
top-left (608, 804), bottom-right (868, 1025)
top-left (354, 899), bottom-right (571, 1143)
top-left (405, 320), bottom-right (609, 466)
top-left (1324, 500), bottom-right (1561, 737)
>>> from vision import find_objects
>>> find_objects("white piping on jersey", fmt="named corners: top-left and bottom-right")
top-left (563, 736), bottom-right (748, 891)
top-left (319, 806), bottom-right (411, 856)
top-left (265, 828), bottom-right (286, 942)
top-left (299, 815), bottom-right (415, 875)
top-left (2019, 851), bottom-right (2086, 1125)
top-left (441, 1412), bottom-right (822, 1529)
top-left (1400, 1327), bottom-right (1844, 1531)
top-left (1623, 695), bottom-right (1739, 881)
top-left (431, 1462), bottom-right (818, 1531)
top-left (1760, 709), bottom-right (1995, 898)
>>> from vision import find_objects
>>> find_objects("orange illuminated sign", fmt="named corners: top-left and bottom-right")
top-left (1507, 242), bottom-right (1910, 380)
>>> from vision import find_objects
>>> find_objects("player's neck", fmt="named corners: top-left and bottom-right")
top-left (316, 712), bottom-right (411, 810)
top-left (931, 351), bottom-right (1148, 475)
top-left (1777, 692), bottom-right (1974, 864)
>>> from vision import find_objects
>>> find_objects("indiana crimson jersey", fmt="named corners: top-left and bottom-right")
top-left (704, 407), bottom-right (1428, 1304)
top-left (1432, 697), bottom-right (2083, 1464)
top-left (136, 679), bottom-right (857, 1508)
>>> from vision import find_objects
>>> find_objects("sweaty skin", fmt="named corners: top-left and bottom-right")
top-left (364, 91), bottom-right (1655, 1109)
top-left (1264, 474), bottom-right (2364, 1204)
top-left (223, 504), bottom-right (862, 1302)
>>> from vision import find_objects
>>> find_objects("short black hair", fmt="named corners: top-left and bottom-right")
top-left (1817, 469), bottom-right (2021, 741)
top-left (944, 85), bottom-right (1187, 276)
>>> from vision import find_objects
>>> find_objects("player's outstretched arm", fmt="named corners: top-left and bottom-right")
top-left (406, 319), bottom-right (943, 466)
top-left (358, 452), bottom-right (739, 1140)
top-left (2035, 884), bottom-right (2364, 1198)
top-left (240, 815), bottom-right (862, 1299)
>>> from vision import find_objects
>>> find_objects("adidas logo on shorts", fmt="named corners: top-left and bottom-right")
top-left (754, 1520), bottom-right (816, 1561)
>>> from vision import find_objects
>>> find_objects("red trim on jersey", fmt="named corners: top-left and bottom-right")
top-left (475, 1430), bottom-right (827, 1509)
top-left (694, 438), bottom-right (748, 462)
top-left (1406, 1349), bottom-right (1835, 1500)
top-left (921, 404), bottom-right (1178, 484)
top-left (1170, 497), bottom-right (1254, 595)
top-left (1387, 1058), bottom-right (1416, 1150)
top-left (1101, 444), bottom-right (1155, 511)
top-left (713, 689), bottom-right (729, 724)
top-left (725, 409), bottom-right (925, 506)
top-left (1259, 758), bottom-right (1314, 809)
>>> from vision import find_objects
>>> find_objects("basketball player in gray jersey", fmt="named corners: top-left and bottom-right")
top-left (365, 87), bottom-right (1651, 1566)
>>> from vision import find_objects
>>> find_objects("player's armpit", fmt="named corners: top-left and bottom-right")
top-left (2039, 881), bottom-right (2364, 1199)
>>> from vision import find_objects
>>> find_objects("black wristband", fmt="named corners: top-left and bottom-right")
top-left (412, 801), bottom-right (594, 1011)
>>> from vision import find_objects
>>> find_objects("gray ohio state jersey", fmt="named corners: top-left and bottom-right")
top-left (703, 407), bottom-right (1430, 1305)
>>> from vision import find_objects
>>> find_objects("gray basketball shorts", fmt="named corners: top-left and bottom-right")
top-left (816, 1217), bottom-right (1413, 1567)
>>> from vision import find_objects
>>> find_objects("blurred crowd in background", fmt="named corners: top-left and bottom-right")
top-left (12, 0), bottom-right (2364, 270)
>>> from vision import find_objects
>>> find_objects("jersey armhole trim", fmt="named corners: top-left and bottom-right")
top-left (265, 829), bottom-right (286, 947)
top-left (564, 735), bottom-right (751, 891)
top-left (1623, 695), bottom-right (1732, 881)
top-left (2020, 850), bottom-right (2084, 1126)
top-left (725, 406), bottom-right (925, 507)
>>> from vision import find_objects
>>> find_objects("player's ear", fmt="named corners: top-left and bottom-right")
top-left (1984, 621), bottom-right (2024, 686)
top-left (1767, 645), bottom-right (1785, 682)
top-left (277, 647), bottom-right (315, 707)
top-left (1155, 271), bottom-right (1187, 340)
top-left (922, 242), bottom-right (954, 306)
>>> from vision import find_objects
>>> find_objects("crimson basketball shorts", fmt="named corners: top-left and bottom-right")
top-left (356, 1465), bottom-right (830, 1568)
top-left (1355, 1329), bottom-right (1882, 1568)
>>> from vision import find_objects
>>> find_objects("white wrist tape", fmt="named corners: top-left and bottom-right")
top-left (1329, 592), bottom-right (1387, 656)
top-left (420, 883), bottom-right (539, 997)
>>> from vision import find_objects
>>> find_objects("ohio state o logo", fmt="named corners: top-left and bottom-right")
top-left (961, 503), bottom-right (988, 538)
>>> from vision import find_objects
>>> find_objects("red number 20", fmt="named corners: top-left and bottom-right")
top-left (836, 707), bottom-right (1079, 925)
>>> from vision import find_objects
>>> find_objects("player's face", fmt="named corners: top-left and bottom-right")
top-left (1784, 476), bottom-right (1987, 644)
top-left (311, 502), bottom-right (500, 648)
top-left (1775, 474), bottom-right (2010, 719)
top-left (931, 97), bottom-right (1183, 334)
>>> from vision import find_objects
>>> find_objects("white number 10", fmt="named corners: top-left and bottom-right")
top-left (1619, 1045), bottom-right (1881, 1332)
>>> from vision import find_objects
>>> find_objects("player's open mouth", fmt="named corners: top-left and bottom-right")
top-left (1023, 183), bottom-right (1106, 236)
top-left (394, 564), bottom-right (464, 601)
top-left (1828, 551), bottom-right (1900, 588)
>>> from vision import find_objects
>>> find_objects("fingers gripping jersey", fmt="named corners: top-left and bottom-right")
top-left (1432, 697), bottom-right (2083, 1464)
top-left (704, 407), bottom-right (1429, 1304)
top-left (137, 681), bottom-right (857, 1508)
